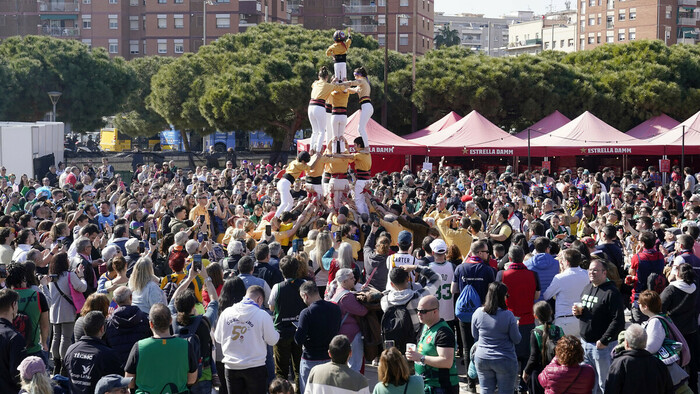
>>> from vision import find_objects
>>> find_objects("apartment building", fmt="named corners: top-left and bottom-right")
top-left (3, 0), bottom-right (285, 59)
top-left (507, 9), bottom-right (577, 55)
top-left (297, 0), bottom-right (435, 55)
top-left (434, 11), bottom-right (535, 57)
top-left (577, 0), bottom-right (699, 50)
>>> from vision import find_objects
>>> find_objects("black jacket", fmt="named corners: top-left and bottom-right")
top-left (64, 336), bottom-right (122, 394)
top-left (604, 349), bottom-right (672, 394)
top-left (105, 305), bottom-right (152, 368)
top-left (0, 318), bottom-right (26, 394)
top-left (577, 280), bottom-right (625, 345)
top-left (661, 282), bottom-right (700, 335)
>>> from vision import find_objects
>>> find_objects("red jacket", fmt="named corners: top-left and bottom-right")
top-left (538, 358), bottom-right (595, 394)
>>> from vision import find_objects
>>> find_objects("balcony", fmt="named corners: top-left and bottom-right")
top-left (678, 37), bottom-right (697, 44)
top-left (679, 0), bottom-right (697, 6)
top-left (287, 3), bottom-right (302, 14)
top-left (40, 26), bottom-right (80, 37)
top-left (345, 24), bottom-right (377, 33)
top-left (343, 4), bottom-right (377, 14)
top-left (678, 17), bottom-right (697, 26)
top-left (37, 0), bottom-right (79, 12)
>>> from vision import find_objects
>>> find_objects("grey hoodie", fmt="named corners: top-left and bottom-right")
top-left (380, 266), bottom-right (441, 333)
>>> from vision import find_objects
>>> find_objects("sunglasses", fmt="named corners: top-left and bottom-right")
top-left (416, 308), bottom-right (437, 315)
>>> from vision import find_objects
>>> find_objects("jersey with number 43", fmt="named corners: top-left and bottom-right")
top-left (429, 261), bottom-right (455, 321)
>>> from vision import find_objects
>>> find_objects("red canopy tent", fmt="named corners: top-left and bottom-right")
top-left (514, 110), bottom-right (571, 139)
top-left (403, 111), bottom-right (462, 140)
top-left (530, 111), bottom-right (657, 156)
top-left (626, 113), bottom-right (680, 140)
top-left (414, 110), bottom-right (536, 156)
top-left (296, 111), bottom-right (427, 174)
top-left (645, 110), bottom-right (700, 155)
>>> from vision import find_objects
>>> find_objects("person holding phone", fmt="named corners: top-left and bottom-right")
top-left (189, 193), bottom-right (211, 233)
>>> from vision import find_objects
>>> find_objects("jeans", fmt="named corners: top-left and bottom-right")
top-left (474, 357), bottom-right (518, 394)
top-left (188, 380), bottom-right (212, 394)
top-left (51, 322), bottom-right (74, 365)
top-left (348, 333), bottom-right (364, 372)
top-left (273, 336), bottom-right (302, 394)
top-left (266, 345), bottom-right (275, 387)
top-left (582, 340), bottom-right (616, 394)
top-left (225, 365), bottom-right (268, 394)
top-left (299, 358), bottom-right (329, 394)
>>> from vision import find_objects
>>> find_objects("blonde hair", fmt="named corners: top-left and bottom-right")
top-left (129, 257), bottom-right (156, 292)
top-left (313, 232), bottom-right (332, 271)
top-left (21, 371), bottom-right (54, 394)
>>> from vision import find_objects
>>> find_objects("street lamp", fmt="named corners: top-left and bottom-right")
top-left (395, 14), bottom-right (408, 50)
top-left (203, 0), bottom-right (215, 46)
top-left (48, 91), bottom-right (62, 122)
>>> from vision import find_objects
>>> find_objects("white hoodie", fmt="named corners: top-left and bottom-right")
top-left (214, 297), bottom-right (279, 370)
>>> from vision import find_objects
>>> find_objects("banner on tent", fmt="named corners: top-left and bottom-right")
top-left (659, 159), bottom-right (671, 173)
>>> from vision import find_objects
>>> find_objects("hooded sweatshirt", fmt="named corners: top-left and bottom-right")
top-left (214, 297), bottom-right (279, 370)
top-left (524, 252), bottom-right (559, 301)
top-left (380, 266), bottom-right (440, 334)
top-left (105, 305), bottom-right (152, 368)
top-left (661, 280), bottom-right (699, 335)
top-left (577, 279), bottom-right (625, 346)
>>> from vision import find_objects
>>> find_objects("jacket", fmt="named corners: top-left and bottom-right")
top-left (42, 271), bottom-right (87, 324)
top-left (0, 318), bottom-right (26, 394)
top-left (132, 281), bottom-right (167, 314)
top-left (64, 336), bottom-right (123, 394)
top-left (363, 231), bottom-right (389, 291)
top-left (576, 280), bottom-right (625, 346)
top-left (661, 280), bottom-right (699, 335)
top-left (105, 305), bottom-right (151, 368)
top-left (537, 358), bottom-right (595, 394)
top-left (524, 252), bottom-right (559, 301)
top-left (604, 349), bottom-right (673, 394)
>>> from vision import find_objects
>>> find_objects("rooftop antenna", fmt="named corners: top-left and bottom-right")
top-left (565, 0), bottom-right (571, 10)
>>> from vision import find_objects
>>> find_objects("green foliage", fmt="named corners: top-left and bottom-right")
top-left (0, 36), bottom-right (134, 131)
top-left (434, 24), bottom-right (461, 49)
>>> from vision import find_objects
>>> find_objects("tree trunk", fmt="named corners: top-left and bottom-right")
top-left (180, 129), bottom-right (196, 169)
top-left (269, 111), bottom-right (303, 165)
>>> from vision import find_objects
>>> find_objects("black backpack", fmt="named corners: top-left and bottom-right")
top-left (381, 295), bottom-right (418, 354)
top-left (174, 314), bottom-right (207, 379)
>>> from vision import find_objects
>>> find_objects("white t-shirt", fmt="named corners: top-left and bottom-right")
top-left (386, 252), bottom-right (417, 289)
top-left (429, 261), bottom-right (455, 321)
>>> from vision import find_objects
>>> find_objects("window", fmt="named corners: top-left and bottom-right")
top-left (606, 32), bottom-right (614, 42)
top-left (82, 15), bottom-right (91, 29)
top-left (629, 8), bottom-right (636, 20)
top-left (157, 15), bottom-right (167, 28)
top-left (175, 0), bottom-right (183, 3)
top-left (216, 14), bottom-right (230, 28)
top-left (378, 15), bottom-right (385, 26)
top-left (158, 0), bottom-right (166, 3)
top-left (588, 17), bottom-right (595, 25)
top-left (597, 35), bottom-right (601, 43)
top-left (130, 16), bottom-right (138, 30)
top-left (589, 0), bottom-right (594, 6)
top-left (83, 0), bottom-right (90, 4)
top-left (580, 0), bottom-right (585, 13)
top-left (109, 39), bottom-right (118, 53)
top-left (109, 0), bottom-right (117, 3)
top-left (399, 17), bottom-right (408, 26)
top-left (597, 15), bottom-right (601, 25)
top-left (545, 42), bottom-right (550, 49)
top-left (568, 38), bottom-right (574, 47)
top-left (109, 15), bottom-right (118, 29)
top-left (377, 34), bottom-right (386, 46)
top-left (174, 15), bottom-right (184, 28)
top-left (81, 39), bottom-right (91, 49)
top-left (618, 31), bottom-right (625, 41)
top-left (143, 41), bottom-right (147, 55)
top-left (130, 0), bottom-right (137, 5)
top-left (130, 40), bottom-right (139, 54)
top-left (618, 10), bottom-right (625, 21)
top-left (560, 39), bottom-right (565, 47)
top-left (666, 6), bottom-right (672, 19)
top-left (606, 16), bottom-right (613, 28)
top-left (174, 39), bottom-right (184, 53)
top-left (400, 0), bottom-right (408, 6)
top-left (158, 40), bottom-right (167, 54)
top-left (378, 0), bottom-right (385, 6)
top-left (629, 28), bottom-right (636, 40)
top-left (580, 37), bottom-right (586, 47)
top-left (426, 38), bottom-right (430, 49)
top-left (399, 33), bottom-right (408, 46)
top-left (606, 0), bottom-right (613, 10)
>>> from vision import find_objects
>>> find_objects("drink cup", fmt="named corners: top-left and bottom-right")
top-left (573, 302), bottom-right (583, 314)
top-left (406, 343), bottom-right (416, 353)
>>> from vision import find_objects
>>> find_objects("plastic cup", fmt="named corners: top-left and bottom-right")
top-left (406, 343), bottom-right (416, 353)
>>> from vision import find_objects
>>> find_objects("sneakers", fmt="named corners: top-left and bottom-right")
top-left (371, 357), bottom-right (380, 367)
top-left (466, 381), bottom-right (477, 393)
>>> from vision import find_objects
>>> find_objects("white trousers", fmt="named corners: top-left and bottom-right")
top-left (334, 62), bottom-right (347, 81)
top-left (358, 102), bottom-right (374, 147)
top-left (329, 178), bottom-right (349, 209)
top-left (355, 179), bottom-right (369, 215)
top-left (275, 178), bottom-right (293, 217)
top-left (308, 105), bottom-right (327, 153)
top-left (324, 112), bottom-right (333, 147)
top-left (331, 114), bottom-right (347, 153)
top-left (306, 183), bottom-right (324, 199)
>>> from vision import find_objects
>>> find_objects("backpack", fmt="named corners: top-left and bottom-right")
top-left (175, 314), bottom-right (207, 379)
top-left (533, 324), bottom-right (565, 365)
top-left (12, 291), bottom-right (39, 349)
top-left (162, 274), bottom-right (181, 303)
top-left (455, 284), bottom-right (481, 323)
top-left (381, 295), bottom-right (418, 354)
top-left (647, 272), bottom-right (669, 295)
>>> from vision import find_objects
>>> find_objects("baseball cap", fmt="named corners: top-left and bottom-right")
top-left (95, 374), bottom-right (133, 394)
top-left (430, 239), bottom-right (447, 254)
top-left (398, 230), bottom-right (412, 246)
top-left (17, 356), bottom-right (45, 381)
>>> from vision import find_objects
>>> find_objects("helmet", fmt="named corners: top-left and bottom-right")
top-left (333, 30), bottom-right (346, 42)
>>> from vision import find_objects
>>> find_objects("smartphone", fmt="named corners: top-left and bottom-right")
top-left (292, 238), bottom-right (303, 253)
top-left (199, 214), bottom-right (205, 223)
top-left (197, 232), bottom-right (204, 243)
top-left (138, 241), bottom-right (145, 254)
top-left (150, 231), bottom-right (157, 245)
top-left (0, 265), bottom-right (6, 278)
top-left (49, 274), bottom-right (58, 280)
top-left (333, 231), bottom-right (342, 243)
top-left (192, 254), bottom-right (202, 271)
top-left (265, 225), bottom-right (272, 237)
top-left (202, 233), bottom-right (208, 242)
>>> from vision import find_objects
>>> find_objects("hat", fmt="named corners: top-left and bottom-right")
top-left (102, 244), bottom-right (120, 262)
top-left (461, 194), bottom-right (473, 202)
top-left (17, 356), bottom-right (45, 381)
top-left (430, 239), bottom-right (447, 254)
top-left (398, 230), bottom-right (412, 246)
top-left (577, 183), bottom-right (586, 190)
top-left (581, 236), bottom-right (595, 249)
top-left (543, 185), bottom-right (551, 194)
top-left (125, 238), bottom-right (140, 254)
top-left (95, 374), bottom-right (133, 394)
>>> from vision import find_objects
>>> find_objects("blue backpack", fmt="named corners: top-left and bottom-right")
top-left (455, 284), bottom-right (481, 322)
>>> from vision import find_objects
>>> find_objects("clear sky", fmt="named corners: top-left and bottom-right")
top-left (434, 0), bottom-right (575, 18)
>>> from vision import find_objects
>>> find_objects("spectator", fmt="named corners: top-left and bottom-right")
top-left (524, 237), bottom-right (558, 300)
top-left (605, 324), bottom-right (672, 394)
top-left (405, 295), bottom-right (459, 394)
top-left (95, 375), bottom-right (132, 394)
top-left (572, 259), bottom-right (625, 394)
top-left (16, 355), bottom-right (63, 394)
top-left (363, 223), bottom-right (391, 292)
top-left (385, 230), bottom-right (419, 288)
top-left (254, 243), bottom-right (284, 289)
top-left (372, 347), bottom-right (424, 394)
top-left (537, 335), bottom-right (595, 393)
top-left (542, 249), bottom-right (589, 336)
top-left (104, 286), bottom-right (151, 369)
top-left (71, 237), bottom-right (97, 297)
top-left (329, 268), bottom-right (368, 372)
top-left (471, 282), bottom-right (521, 394)
top-left (72, 292), bottom-right (110, 340)
top-left (5, 263), bottom-right (49, 362)
top-left (0, 288), bottom-right (27, 394)
top-left (305, 335), bottom-right (370, 394)
top-left (295, 281), bottom-right (341, 393)
top-left (628, 231), bottom-right (665, 323)
top-left (269, 378), bottom-right (293, 394)
top-left (129, 257), bottom-right (167, 313)
top-left (214, 276), bottom-right (247, 394)
top-left (64, 311), bottom-right (122, 394)
top-left (523, 301), bottom-right (565, 394)
top-left (669, 233), bottom-right (700, 280)
top-left (215, 285), bottom-right (279, 394)
top-left (124, 302), bottom-right (196, 390)
top-left (237, 256), bottom-right (271, 305)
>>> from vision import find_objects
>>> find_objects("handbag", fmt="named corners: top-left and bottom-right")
top-left (53, 280), bottom-right (77, 313)
top-left (68, 274), bottom-right (86, 313)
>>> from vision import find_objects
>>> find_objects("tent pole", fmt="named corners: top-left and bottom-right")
top-left (527, 128), bottom-right (531, 172)
top-left (682, 125), bottom-right (686, 171)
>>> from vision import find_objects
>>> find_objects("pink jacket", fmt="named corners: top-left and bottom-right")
top-left (538, 358), bottom-right (595, 394)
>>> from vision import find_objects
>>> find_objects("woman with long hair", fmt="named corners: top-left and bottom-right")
top-left (344, 66), bottom-right (372, 148)
top-left (202, 262), bottom-right (225, 307)
top-left (73, 293), bottom-right (110, 340)
top-left (471, 282), bottom-right (521, 394)
top-left (310, 231), bottom-right (333, 295)
top-left (523, 301), bottom-right (565, 394)
top-left (331, 268), bottom-right (368, 372)
top-left (17, 356), bottom-right (62, 394)
top-left (308, 66), bottom-right (334, 153)
top-left (128, 257), bottom-right (166, 313)
top-left (372, 347), bottom-right (424, 394)
top-left (41, 252), bottom-right (87, 375)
